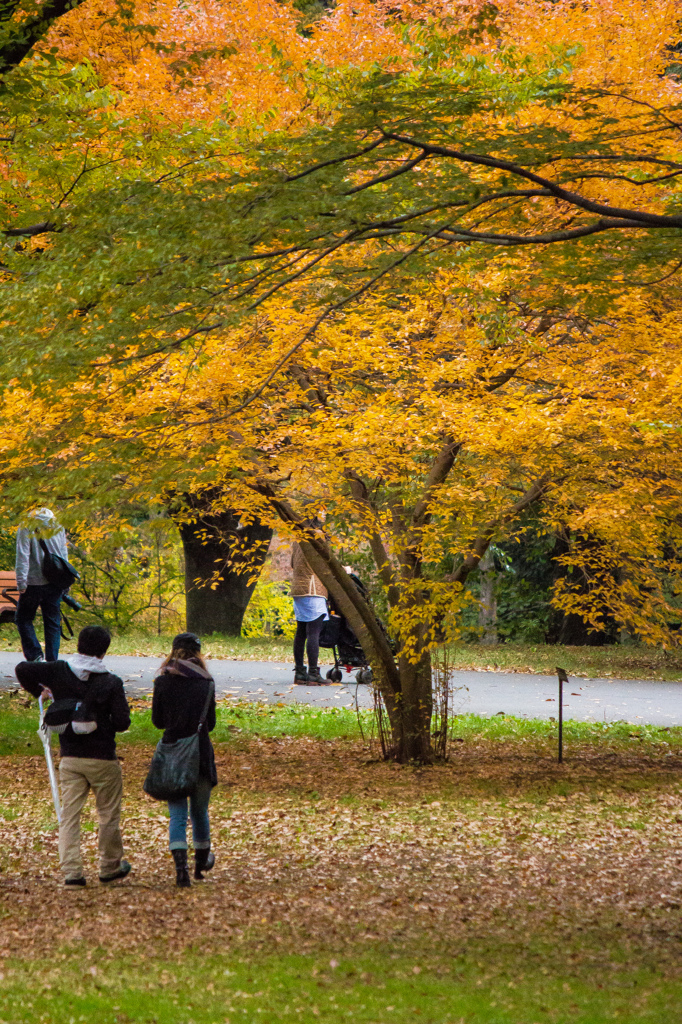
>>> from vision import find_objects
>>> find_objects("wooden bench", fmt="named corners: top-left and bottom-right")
top-left (0, 571), bottom-right (19, 624)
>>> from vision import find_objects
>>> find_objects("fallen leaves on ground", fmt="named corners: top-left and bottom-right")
top-left (1, 735), bottom-right (681, 972)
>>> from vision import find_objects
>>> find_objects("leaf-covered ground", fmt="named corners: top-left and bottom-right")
top-left (1, 709), bottom-right (682, 1021)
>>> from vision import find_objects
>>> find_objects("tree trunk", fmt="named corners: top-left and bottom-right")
top-left (177, 508), bottom-right (272, 636)
top-left (295, 535), bottom-right (404, 729)
top-left (554, 611), bottom-right (618, 646)
top-left (258, 493), bottom-right (408, 748)
top-left (297, 533), bottom-right (436, 761)
top-left (398, 641), bottom-right (433, 761)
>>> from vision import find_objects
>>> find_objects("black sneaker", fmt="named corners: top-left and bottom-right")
top-left (65, 876), bottom-right (86, 887)
top-left (99, 859), bottom-right (131, 883)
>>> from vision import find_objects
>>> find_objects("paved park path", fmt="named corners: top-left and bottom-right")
top-left (0, 651), bottom-right (680, 725)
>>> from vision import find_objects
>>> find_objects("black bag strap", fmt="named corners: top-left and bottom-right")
top-left (60, 609), bottom-right (74, 641)
top-left (197, 680), bottom-right (214, 733)
top-left (39, 538), bottom-right (49, 557)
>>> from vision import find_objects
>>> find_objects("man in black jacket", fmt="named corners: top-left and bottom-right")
top-left (16, 625), bottom-right (132, 887)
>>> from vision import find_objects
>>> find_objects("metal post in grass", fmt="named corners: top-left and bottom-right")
top-left (556, 667), bottom-right (568, 763)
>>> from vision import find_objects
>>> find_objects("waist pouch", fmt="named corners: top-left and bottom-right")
top-left (43, 697), bottom-right (97, 735)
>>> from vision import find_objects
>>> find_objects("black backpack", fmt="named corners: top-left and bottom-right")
top-left (39, 539), bottom-right (80, 590)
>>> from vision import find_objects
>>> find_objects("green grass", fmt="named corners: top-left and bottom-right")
top-left (447, 640), bottom-right (682, 682)
top-left (0, 947), bottom-right (679, 1023)
top-left (0, 695), bottom-right (371, 755)
top-left (0, 625), bottom-right (294, 662)
top-left (2, 692), bottom-right (681, 758)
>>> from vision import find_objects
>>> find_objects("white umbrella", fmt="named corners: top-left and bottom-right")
top-left (38, 693), bottom-right (61, 823)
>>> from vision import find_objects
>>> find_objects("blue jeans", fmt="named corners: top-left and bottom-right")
top-left (15, 584), bottom-right (63, 662)
top-left (167, 776), bottom-right (212, 851)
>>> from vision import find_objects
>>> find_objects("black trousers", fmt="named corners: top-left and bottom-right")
top-left (15, 583), bottom-right (63, 661)
top-left (293, 615), bottom-right (325, 669)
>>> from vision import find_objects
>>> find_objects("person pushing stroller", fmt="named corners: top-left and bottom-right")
top-left (290, 540), bottom-right (329, 685)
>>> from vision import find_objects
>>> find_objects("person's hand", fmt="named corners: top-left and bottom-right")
top-left (40, 686), bottom-right (53, 700)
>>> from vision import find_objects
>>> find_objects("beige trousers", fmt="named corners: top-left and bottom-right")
top-left (58, 757), bottom-right (124, 880)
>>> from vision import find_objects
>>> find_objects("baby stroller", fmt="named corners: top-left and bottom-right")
top-left (319, 571), bottom-right (392, 685)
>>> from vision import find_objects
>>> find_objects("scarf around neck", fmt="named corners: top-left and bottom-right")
top-left (164, 658), bottom-right (212, 680)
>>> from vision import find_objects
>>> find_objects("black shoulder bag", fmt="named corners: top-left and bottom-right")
top-left (39, 539), bottom-right (80, 590)
top-left (143, 682), bottom-right (214, 801)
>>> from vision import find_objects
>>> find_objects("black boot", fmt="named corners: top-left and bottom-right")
top-left (294, 664), bottom-right (308, 683)
top-left (307, 666), bottom-right (325, 685)
top-left (171, 848), bottom-right (191, 888)
top-left (194, 847), bottom-right (216, 880)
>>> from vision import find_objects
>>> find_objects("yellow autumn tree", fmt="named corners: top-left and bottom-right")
top-left (3, 256), bottom-right (681, 758)
top-left (2, 0), bottom-right (682, 760)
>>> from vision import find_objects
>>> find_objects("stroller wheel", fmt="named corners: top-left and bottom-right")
top-left (356, 667), bottom-right (372, 685)
top-left (326, 668), bottom-right (343, 682)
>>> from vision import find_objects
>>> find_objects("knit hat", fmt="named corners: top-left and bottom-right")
top-left (172, 631), bottom-right (202, 653)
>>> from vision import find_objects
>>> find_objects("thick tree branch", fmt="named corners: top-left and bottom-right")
top-left (259, 489), bottom-right (402, 699)
top-left (380, 131), bottom-right (682, 228)
top-left (287, 362), bottom-right (328, 408)
top-left (411, 437), bottom-right (462, 531)
top-left (447, 477), bottom-right (551, 584)
top-left (345, 470), bottom-right (399, 604)
top-left (3, 220), bottom-right (56, 237)
top-left (436, 219), bottom-right (651, 245)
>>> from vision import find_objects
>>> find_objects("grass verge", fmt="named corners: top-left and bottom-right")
top-left (1, 692), bottom-right (681, 758)
top-left (0, 946), bottom-right (680, 1023)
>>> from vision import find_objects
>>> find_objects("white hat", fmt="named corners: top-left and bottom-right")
top-left (29, 508), bottom-right (56, 525)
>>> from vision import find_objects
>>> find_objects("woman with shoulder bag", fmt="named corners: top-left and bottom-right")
top-left (151, 632), bottom-right (217, 887)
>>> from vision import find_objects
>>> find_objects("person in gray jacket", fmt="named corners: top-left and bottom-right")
top-left (15, 507), bottom-right (68, 662)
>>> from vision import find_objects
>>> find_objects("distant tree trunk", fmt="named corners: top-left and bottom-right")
top-left (547, 533), bottom-right (619, 646)
top-left (478, 548), bottom-right (498, 645)
top-left (555, 612), bottom-right (618, 646)
top-left (176, 500), bottom-right (272, 636)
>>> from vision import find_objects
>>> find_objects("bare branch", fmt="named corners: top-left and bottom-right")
top-left (593, 90), bottom-right (682, 133)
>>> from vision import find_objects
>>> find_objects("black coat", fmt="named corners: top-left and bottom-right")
top-left (16, 660), bottom-right (130, 760)
top-left (151, 659), bottom-right (217, 787)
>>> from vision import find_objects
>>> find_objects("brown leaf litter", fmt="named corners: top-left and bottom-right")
top-left (0, 736), bottom-right (681, 968)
